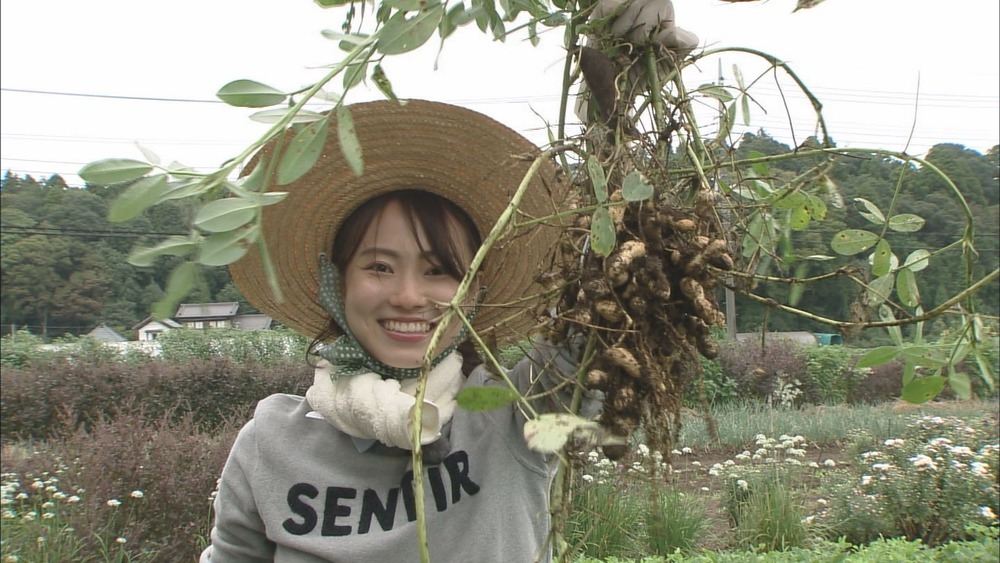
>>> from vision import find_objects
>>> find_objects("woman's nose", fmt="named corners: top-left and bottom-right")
top-left (389, 274), bottom-right (427, 309)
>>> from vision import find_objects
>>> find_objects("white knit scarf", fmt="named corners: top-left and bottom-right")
top-left (305, 352), bottom-right (465, 450)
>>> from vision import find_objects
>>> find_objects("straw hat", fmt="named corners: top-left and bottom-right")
top-left (229, 99), bottom-right (566, 346)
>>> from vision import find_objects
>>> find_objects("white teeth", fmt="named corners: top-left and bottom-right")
top-left (383, 320), bottom-right (431, 334)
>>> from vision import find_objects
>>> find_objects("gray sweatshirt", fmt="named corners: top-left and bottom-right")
top-left (201, 341), bottom-right (594, 563)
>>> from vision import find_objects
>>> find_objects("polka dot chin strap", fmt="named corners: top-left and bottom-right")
top-left (314, 254), bottom-right (474, 381)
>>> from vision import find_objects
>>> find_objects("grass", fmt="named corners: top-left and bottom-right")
top-left (676, 398), bottom-right (998, 450)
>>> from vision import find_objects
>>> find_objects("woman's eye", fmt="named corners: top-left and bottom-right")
top-left (366, 262), bottom-right (392, 274)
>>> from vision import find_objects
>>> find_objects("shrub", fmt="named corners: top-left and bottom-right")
top-left (718, 339), bottom-right (808, 405)
top-left (819, 414), bottom-right (1000, 546)
top-left (1, 356), bottom-right (311, 441)
top-left (800, 346), bottom-right (865, 404)
top-left (1, 406), bottom-right (240, 561)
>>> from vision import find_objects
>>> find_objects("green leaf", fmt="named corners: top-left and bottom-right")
top-left (902, 362), bottom-right (916, 385)
top-left (870, 238), bottom-right (892, 277)
top-left (698, 84), bottom-right (733, 103)
top-left (371, 64), bottom-right (398, 102)
top-left (156, 178), bottom-right (208, 204)
top-left (277, 118), bottom-right (329, 185)
top-left (127, 236), bottom-right (196, 268)
top-left (948, 371), bottom-right (972, 400)
top-left (456, 386), bottom-right (520, 411)
top-left (901, 375), bottom-right (946, 404)
top-left (903, 249), bottom-right (931, 272)
top-left (773, 191), bottom-right (806, 211)
top-left (853, 197), bottom-right (885, 225)
top-left (973, 348), bottom-right (996, 392)
top-left (831, 229), bottom-right (879, 256)
top-left (740, 94), bottom-right (751, 127)
top-left (107, 174), bottom-right (168, 222)
top-left (805, 193), bottom-right (827, 221)
top-left (900, 345), bottom-right (949, 368)
top-left (523, 413), bottom-right (600, 454)
top-left (879, 305), bottom-right (903, 346)
top-left (864, 273), bottom-right (894, 307)
top-left (747, 152), bottom-right (769, 177)
top-left (315, 0), bottom-right (352, 6)
top-left (319, 29), bottom-right (370, 45)
top-left (586, 156), bottom-right (607, 203)
top-left (856, 346), bottom-right (900, 368)
top-left (337, 105), bottom-right (364, 176)
top-left (621, 170), bottom-right (653, 201)
top-left (249, 108), bottom-right (325, 125)
top-left (216, 79), bottom-right (286, 108)
top-left (590, 207), bottom-right (615, 257)
top-left (715, 103), bottom-right (737, 145)
top-left (79, 158), bottom-right (154, 186)
top-left (198, 226), bottom-right (259, 267)
top-left (155, 261), bottom-right (199, 319)
top-left (376, 5), bottom-right (444, 55)
top-left (896, 267), bottom-right (920, 307)
top-left (887, 213), bottom-right (925, 232)
top-left (343, 60), bottom-right (368, 90)
top-left (789, 205), bottom-right (811, 231)
top-left (383, 0), bottom-right (436, 11)
top-left (194, 198), bottom-right (259, 233)
top-left (135, 142), bottom-right (161, 166)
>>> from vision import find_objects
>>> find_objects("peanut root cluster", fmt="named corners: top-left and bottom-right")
top-left (545, 188), bottom-right (733, 459)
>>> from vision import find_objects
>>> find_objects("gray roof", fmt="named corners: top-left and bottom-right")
top-left (174, 302), bottom-right (240, 320)
top-left (231, 314), bottom-right (273, 330)
top-left (132, 316), bottom-right (182, 330)
top-left (88, 323), bottom-right (127, 342)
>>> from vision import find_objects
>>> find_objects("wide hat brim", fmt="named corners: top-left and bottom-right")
top-left (229, 99), bottom-right (567, 347)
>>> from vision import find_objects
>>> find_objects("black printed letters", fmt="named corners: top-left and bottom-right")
top-left (283, 450), bottom-right (480, 536)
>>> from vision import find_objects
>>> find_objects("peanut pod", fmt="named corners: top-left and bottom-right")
top-left (605, 239), bottom-right (647, 287)
top-left (605, 346), bottom-right (642, 379)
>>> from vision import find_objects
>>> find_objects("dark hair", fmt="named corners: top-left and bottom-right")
top-left (308, 190), bottom-right (484, 374)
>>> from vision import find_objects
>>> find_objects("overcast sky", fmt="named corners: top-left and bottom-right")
top-left (1, 0), bottom-right (997, 186)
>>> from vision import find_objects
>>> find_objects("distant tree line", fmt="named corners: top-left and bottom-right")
top-left (1, 134), bottom-right (996, 342)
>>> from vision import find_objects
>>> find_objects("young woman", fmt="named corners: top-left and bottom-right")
top-left (201, 100), bottom-right (599, 562)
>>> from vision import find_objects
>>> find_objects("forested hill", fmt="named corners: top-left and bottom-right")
top-left (1, 134), bottom-right (997, 342)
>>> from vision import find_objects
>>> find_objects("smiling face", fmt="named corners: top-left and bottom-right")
top-left (339, 195), bottom-right (478, 369)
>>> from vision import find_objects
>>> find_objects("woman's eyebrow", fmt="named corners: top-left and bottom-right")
top-left (355, 247), bottom-right (441, 262)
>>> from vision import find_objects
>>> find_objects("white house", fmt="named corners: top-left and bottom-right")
top-left (133, 317), bottom-right (183, 342)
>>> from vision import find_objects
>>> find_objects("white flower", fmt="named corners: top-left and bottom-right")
top-left (736, 480), bottom-right (749, 491)
top-left (42, 512), bottom-right (55, 519)
top-left (785, 458), bottom-right (801, 466)
top-left (970, 462), bottom-right (990, 477)
top-left (15, 492), bottom-right (28, 501)
top-left (691, 461), bottom-right (701, 467)
top-left (41, 501), bottom-right (54, 509)
top-left (681, 447), bottom-right (693, 455)
top-left (947, 446), bottom-right (973, 456)
top-left (861, 451), bottom-right (882, 459)
top-left (724, 460), bottom-right (735, 467)
top-left (808, 462), bottom-right (819, 469)
top-left (709, 469), bottom-right (720, 476)
top-left (581, 474), bottom-right (594, 483)
top-left (116, 537), bottom-right (127, 544)
top-left (52, 492), bottom-right (67, 500)
top-left (861, 475), bottom-right (874, 486)
top-left (130, 490), bottom-right (144, 499)
top-left (787, 448), bottom-right (806, 457)
top-left (67, 495), bottom-right (80, 504)
top-left (823, 459), bottom-right (836, 468)
top-left (106, 499), bottom-right (121, 508)
top-left (873, 463), bottom-right (893, 471)
top-left (700, 487), bottom-right (710, 492)
top-left (884, 438), bottom-right (904, 447)
top-left (817, 498), bottom-right (828, 505)
top-left (909, 454), bottom-right (937, 470)
top-left (587, 451), bottom-right (600, 463)
top-left (980, 506), bottom-right (997, 520)
top-left (801, 515), bottom-right (815, 524)
top-left (671, 449), bottom-right (682, 456)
